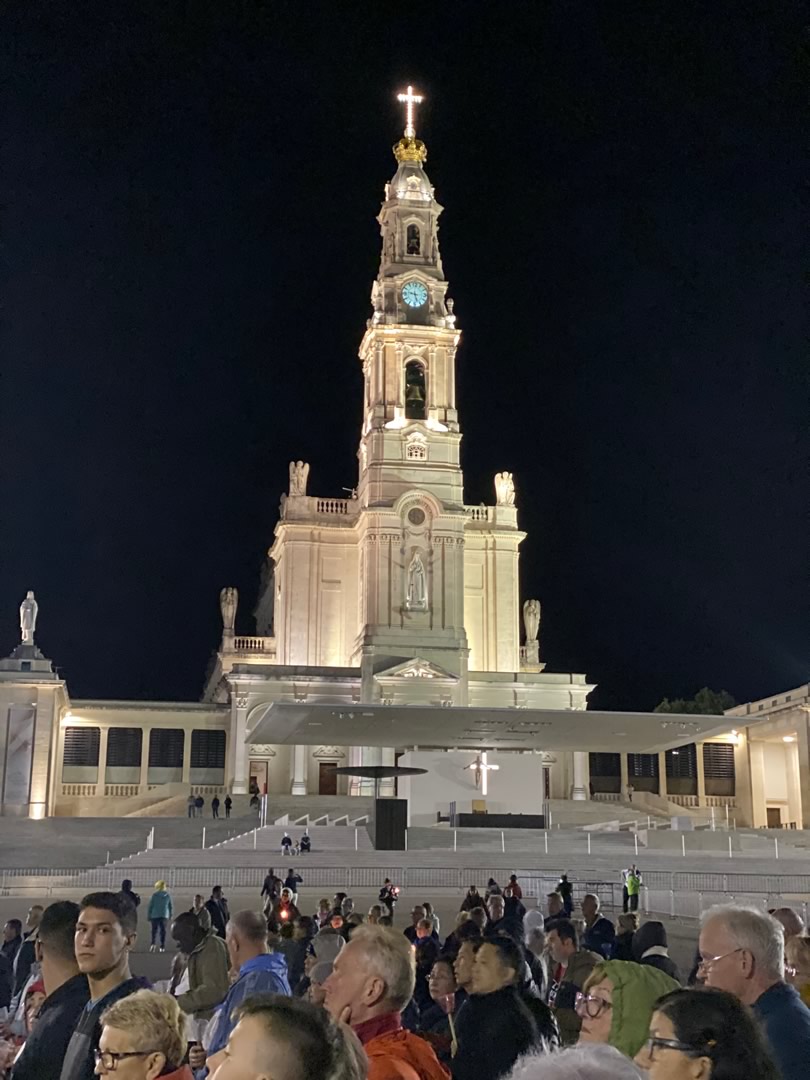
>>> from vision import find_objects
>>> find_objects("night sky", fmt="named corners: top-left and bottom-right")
top-left (3, 4), bottom-right (807, 710)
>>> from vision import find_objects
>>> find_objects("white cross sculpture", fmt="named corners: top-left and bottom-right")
top-left (466, 751), bottom-right (499, 795)
top-left (397, 85), bottom-right (423, 139)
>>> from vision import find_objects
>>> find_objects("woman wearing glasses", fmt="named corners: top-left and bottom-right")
top-left (95, 989), bottom-right (192, 1079)
top-left (634, 986), bottom-right (780, 1078)
top-left (576, 960), bottom-right (679, 1058)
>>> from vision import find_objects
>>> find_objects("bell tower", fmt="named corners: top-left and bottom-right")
top-left (354, 89), bottom-right (468, 685)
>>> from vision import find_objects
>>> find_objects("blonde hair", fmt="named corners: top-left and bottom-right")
top-left (618, 913), bottom-right (639, 933)
top-left (101, 990), bottom-right (184, 1069)
top-left (348, 925), bottom-right (416, 1010)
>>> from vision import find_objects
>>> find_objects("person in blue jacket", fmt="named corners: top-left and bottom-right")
top-left (147, 880), bottom-right (173, 953)
top-left (188, 908), bottom-right (290, 1074)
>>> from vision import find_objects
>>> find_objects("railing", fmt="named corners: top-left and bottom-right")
top-left (316, 498), bottom-right (351, 515)
top-left (232, 636), bottom-right (275, 654)
top-left (104, 785), bottom-right (139, 797)
top-left (668, 794), bottom-right (700, 808)
top-left (705, 796), bottom-right (737, 808)
top-left (61, 784), bottom-right (97, 797)
top-left (591, 793), bottom-right (622, 803)
top-left (3, 866), bottom-right (809, 919)
top-left (465, 506), bottom-right (491, 522)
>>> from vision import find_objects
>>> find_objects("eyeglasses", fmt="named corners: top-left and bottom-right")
top-left (641, 1036), bottom-right (710, 1060)
top-left (574, 991), bottom-right (613, 1019)
top-left (94, 1050), bottom-right (161, 1071)
top-left (697, 947), bottom-right (744, 973)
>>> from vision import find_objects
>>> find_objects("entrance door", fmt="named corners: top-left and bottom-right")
top-left (767, 806), bottom-right (782, 829)
top-left (249, 760), bottom-right (268, 795)
top-left (319, 762), bottom-right (338, 795)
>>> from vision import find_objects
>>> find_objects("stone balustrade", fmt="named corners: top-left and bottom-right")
top-left (232, 636), bottom-right (276, 654)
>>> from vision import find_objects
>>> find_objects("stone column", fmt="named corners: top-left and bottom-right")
top-left (696, 742), bottom-right (706, 807)
top-left (139, 729), bottom-right (151, 792)
top-left (571, 751), bottom-right (589, 801)
top-left (619, 753), bottom-right (629, 801)
top-left (97, 727), bottom-right (109, 795)
top-left (229, 695), bottom-right (249, 794)
top-left (182, 728), bottom-right (193, 787)
top-left (291, 744), bottom-right (307, 795)
top-left (658, 752), bottom-right (668, 799)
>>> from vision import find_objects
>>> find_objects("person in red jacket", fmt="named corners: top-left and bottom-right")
top-left (325, 925), bottom-right (449, 1080)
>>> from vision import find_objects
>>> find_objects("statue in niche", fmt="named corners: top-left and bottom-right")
top-left (19, 590), bottom-right (38, 645)
top-left (220, 587), bottom-right (238, 633)
top-left (406, 551), bottom-right (428, 610)
top-left (523, 598), bottom-right (541, 643)
top-left (494, 471), bottom-right (516, 506)
top-left (289, 461), bottom-right (310, 496)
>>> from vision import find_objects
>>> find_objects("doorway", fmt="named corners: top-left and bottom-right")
top-left (767, 806), bottom-right (782, 829)
top-left (249, 760), bottom-right (268, 795)
top-left (319, 762), bottom-right (338, 795)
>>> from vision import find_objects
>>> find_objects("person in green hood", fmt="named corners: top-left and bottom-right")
top-left (575, 959), bottom-right (679, 1058)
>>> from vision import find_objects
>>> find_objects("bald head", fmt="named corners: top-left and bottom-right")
top-left (227, 909), bottom-right (269, 969)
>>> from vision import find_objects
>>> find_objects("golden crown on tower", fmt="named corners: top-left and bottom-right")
top-left (393, 135), bottom-right (427, 163)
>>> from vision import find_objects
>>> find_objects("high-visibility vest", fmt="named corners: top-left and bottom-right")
top-left (626, 872), bottom-right (641, 896)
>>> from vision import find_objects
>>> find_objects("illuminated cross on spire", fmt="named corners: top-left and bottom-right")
top-left (397, 85), bottom-right (423, 139)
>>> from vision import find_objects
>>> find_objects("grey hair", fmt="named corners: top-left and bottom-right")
top-left (701, 903), bottom-right (785, 980)
top-left (582, 892), bottom-right (600, 910)
top-left (508, 1044), bottom-right (643, 1080)
top-left (347, 925), bottom-right (415, 1010)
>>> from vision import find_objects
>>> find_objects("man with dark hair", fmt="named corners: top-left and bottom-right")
top-left (12, 906), bottom-right (43, 995)
top-left (59, 891), bottom-right (148, 1080)
top-left (452, 937), bottom-right (546, 1080)
top-left (171, 911), bottom-right (229, 1026)
top-left (581, 894), bottom-right (615, 959)
top-left (546, 917), bottom-right (600, 1045)
top-left (205, 885), bottom-right (230, 938)
top-left (10, 902), bottom-right (89, 1080)
top-left (2, 920), bottom-right (23, 965)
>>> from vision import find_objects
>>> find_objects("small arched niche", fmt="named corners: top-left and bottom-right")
top-left (404, 360), bottom-right (427, 420)
top-left (406, 224), bottom-right (421, 255)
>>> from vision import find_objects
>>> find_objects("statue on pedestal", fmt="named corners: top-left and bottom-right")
top-left (289, 461), bottom-right (310, 496)
top-left (220, 587), bottom-right (238, 634)
top-left (494, 471), bottom-right (516, 506)
top-left (19, 591), bottom-right (38, 646)
top-left (406, 551), bottom-right (428, 610)
top-left (523, 598), bottom-right (541, 643)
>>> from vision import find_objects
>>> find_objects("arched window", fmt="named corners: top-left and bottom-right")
top-left (404, 361), bottom-right (427, 420)
top-left (406, 442), bottom-right (428, 461)
top-left (406, 224), bottom-right (421, 255)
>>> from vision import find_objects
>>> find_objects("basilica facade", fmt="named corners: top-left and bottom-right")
top-left (202, 101), bottom-right (592, 799)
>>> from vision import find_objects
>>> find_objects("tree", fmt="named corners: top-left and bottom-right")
top-left (654, 687), bottom-right (736, 715)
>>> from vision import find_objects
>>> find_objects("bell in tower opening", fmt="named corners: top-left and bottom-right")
top-left (406, 224), bottom-right (421, 254)
top-left (405, 361), bottom-right (427, 420)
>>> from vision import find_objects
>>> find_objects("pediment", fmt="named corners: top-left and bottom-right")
top-left (375, 657), bottom-right (459, 683)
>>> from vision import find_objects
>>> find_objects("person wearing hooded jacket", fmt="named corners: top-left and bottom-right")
top-left (146, 881), bottom-right (173, 953)
top-left (576, 958), bottom-right (679, 1059)
top-left (631, 919), bottom-right (682, 983)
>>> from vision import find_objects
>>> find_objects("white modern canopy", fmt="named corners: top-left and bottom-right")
top-left (246, 701), bottom-right (733, 754)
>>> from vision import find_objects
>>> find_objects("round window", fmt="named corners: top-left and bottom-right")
top-left (407, 507), bottom-right (426, 526)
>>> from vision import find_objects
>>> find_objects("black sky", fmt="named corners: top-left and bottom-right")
top-left (3, 2), bottom-right (807, 710)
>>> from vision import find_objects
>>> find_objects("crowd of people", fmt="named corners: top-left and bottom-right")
top-left (0, 870), bottom-right (809, 1080)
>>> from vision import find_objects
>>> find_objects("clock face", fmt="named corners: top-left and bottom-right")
top-left (402, 281), bottom-right (428, 308)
